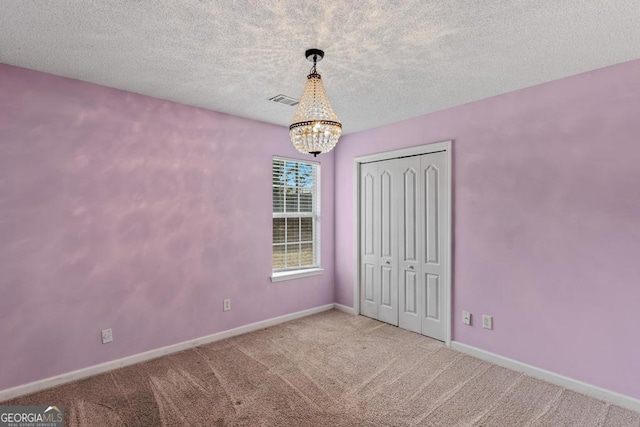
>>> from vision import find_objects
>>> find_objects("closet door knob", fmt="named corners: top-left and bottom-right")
top-left (385, 261), bottom-right (390, 265)
top-left (409, 265), bottom-right (414, 269)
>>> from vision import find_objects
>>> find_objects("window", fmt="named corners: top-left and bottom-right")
top-left (272, 158), bottom-right (320, 277)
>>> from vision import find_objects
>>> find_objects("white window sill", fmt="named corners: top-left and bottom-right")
top-left (270, 268), bottom-right (324, 282)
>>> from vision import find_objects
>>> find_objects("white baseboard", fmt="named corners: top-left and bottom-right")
top-left (334, 303), bottom-right (355, 315)
top-left (451, 341), bottom-right (640, 413)
top-left (0, 303), bottom-right (335, 402)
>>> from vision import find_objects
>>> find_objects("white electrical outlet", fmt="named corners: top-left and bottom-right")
top-left (223, 299), bottom-right (231, 312)
top-left (101, 328), bottom-right (113, 344)
top-left (482, 315), bottom-right (493, 330)
top-left (462, 311), bottom-right (471, 325)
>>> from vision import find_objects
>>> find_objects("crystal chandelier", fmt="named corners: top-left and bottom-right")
top-left (290, 49), bottom-right (342, 157)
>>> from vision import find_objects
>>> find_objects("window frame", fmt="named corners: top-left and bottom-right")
top-left (271, 156), bottom-right (322, 282)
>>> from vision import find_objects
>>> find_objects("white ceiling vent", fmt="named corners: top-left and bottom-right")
top-left (268, 94), bottom-right (299, 106)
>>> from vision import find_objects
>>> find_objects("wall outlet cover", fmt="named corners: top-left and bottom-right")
top-left (462, 311), bottom-right (471, 325)
top-left (223, 299), bottom-right (231, 312)
top-left (101, 328), bottom-right (113, 344)
top-left (482, 315), bottom-right (493, 330)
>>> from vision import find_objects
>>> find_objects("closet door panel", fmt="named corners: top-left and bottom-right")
top-left (360, 163), bottom-right (379, 319)
top-left (398, 157), bottom-right (421, 333)
top-left (420, 151), bottom-right (448, 341)
top-left (377, 161), bottom-right (398, 326)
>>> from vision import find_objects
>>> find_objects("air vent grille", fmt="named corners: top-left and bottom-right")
top-left (268, 94), bottom-right (299, 106)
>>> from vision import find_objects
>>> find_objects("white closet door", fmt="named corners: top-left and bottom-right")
top-left (398, 156), bottom-right (422, 333)
top-left (360, 150), bottom-right (448, 341)
top-left (420, 151), bottom-right (448, 341)
top-left (360, 162), bottom-right (378, 320)
top-left (359, 159), bottom-right (398, 325)
top-left (377, 160), bottom-right (398, 326)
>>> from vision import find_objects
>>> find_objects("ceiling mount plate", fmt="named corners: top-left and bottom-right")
top-left (305, 48), bottom-right (324, 62)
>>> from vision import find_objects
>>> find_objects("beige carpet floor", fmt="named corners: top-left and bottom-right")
top-left (4, 310), bottom-right (640, 426)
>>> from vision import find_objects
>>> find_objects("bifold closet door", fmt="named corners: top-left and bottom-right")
top-left (360, 150), bottom-right (448, 340)
top-left (359, 160), bottom-right (398, 326)
top-left (360, 162), bottom-right (377, 320)
top-left (398, 156), bottom-right (422, 333)
top-left (420, 151), bottom-right (448, 341)
top-left (398, 151), bottom-right (448, 340)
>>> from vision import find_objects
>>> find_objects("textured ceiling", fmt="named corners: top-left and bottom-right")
top-left (1, 1), bottom-right (639, 134)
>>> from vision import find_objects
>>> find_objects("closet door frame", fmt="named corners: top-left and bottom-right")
top-left (353, 140), bottom-right (452, 346)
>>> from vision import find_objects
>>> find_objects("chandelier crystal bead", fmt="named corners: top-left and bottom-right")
top-left (289, 49), bottom-right (342, 157)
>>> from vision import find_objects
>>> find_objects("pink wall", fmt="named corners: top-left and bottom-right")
top-left (334, 59), bottom-right (640, 399)
top-left (2, 58), bottom-right (639, 400)
top-left (0, 64), bottom-right (335, 391)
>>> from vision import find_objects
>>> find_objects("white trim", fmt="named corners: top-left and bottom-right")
top-left (354, 140), bottom-right (452, 164)
top-left (334, 303), bottom-right (356, 315)
top-left (273, 155), bottom-right (320, 166)
top-left (451, 341), bottom-right (640, 413)
top-left (352, 141), bottom-right (453, 346)
top-left (270, 268), bottom-right (324, 282)
top-left (272, 212), bottom-right (316, 218)
top-left (0, 304), bottom-right (335, 402)
top-left (271, 157), bottom-right (321, 273)
top-left (352, 158), bottom-right (360, 316)
top-left (445, 141), bottom-right (453, 348)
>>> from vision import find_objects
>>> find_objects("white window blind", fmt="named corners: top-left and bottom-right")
top-left (272, 157), bottom-right (320, 271)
